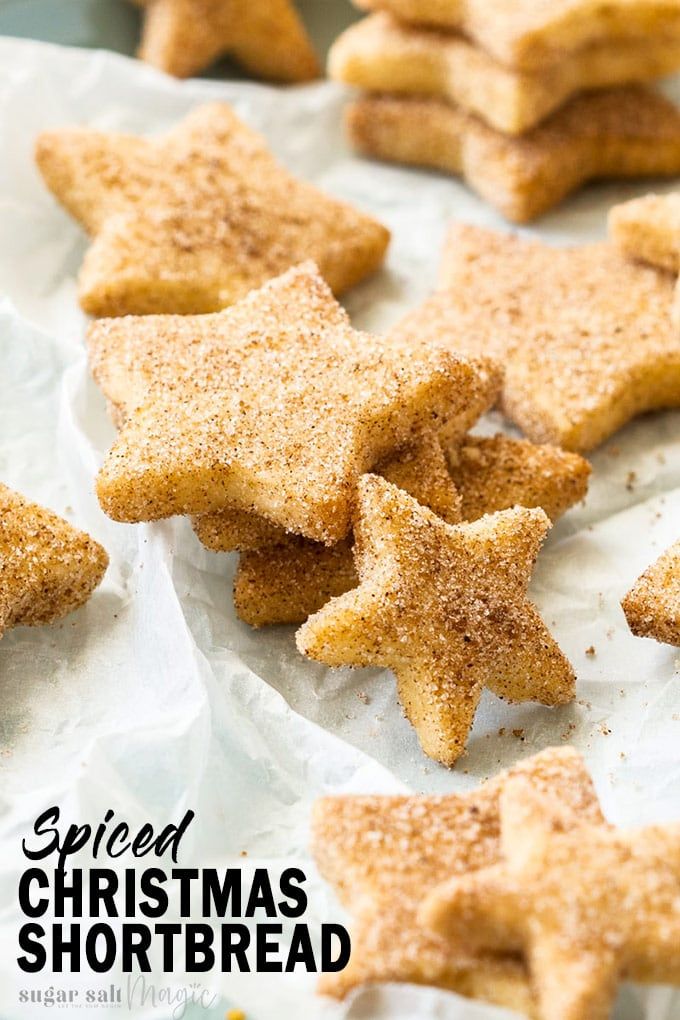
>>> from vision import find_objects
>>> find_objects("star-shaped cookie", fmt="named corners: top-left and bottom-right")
top-left (330, 13), bottom-right (680, 135)
top-left (1, 484), bottom-right (108, 637)
top-left (87, 273), bottom-right (497, 546)
top-left (422, 771), bottom-right (680, 1020)
top-left (313, 746), bottom-right (604, 1010)
top-left (390, 223), bottom-right (680, 452)
top-left (297, 474), bottom-right (575, 764)
top-left (94, 263), bottom-right (479, 543)
top-left (346, 87), bottom-right (680, 223)
top-left (35, 102), bottom-right (389, 316)
top-left (132, 0), bottom-right (319, 81)
top-left (622, 540), bottom-right (680, 646)
top-left (352, 0), bottom-right (680, 71)
top-left (234, 434), bottom-right (590, 627)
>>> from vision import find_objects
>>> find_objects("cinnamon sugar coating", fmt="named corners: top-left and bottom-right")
top-left (132, 0), bottom-right (319, 81)
top-left (622, 540), bottom-right (680, 646)
top-left (448, 435), bottom-right (590, 522)
top-left (93, 264), bottom-right (480, 542)
top-left (194, 360), bottom-right (498, 552)
top-left (392, 223), bottom-right (680, 452)
top-left (234, 433), bottom-right (463, 627)
top-left (609, 191), bottom-right (680, 273)
top-left (422, 772), bottom-right (680, 1020)
top-left (0, 484), bottom-right (108, 636)
top-left (35, 102), bottom-right (388, 316)
top-left (330, 13), bottom-right (680, 135)
top-left (234, 434), bottom-right (590, 628)
top-left (297, 475), bottom-right (575, 765)
top-left (312, 746), bottom-right (603, 1011)
top-left (352, 0), bottom-right (680, 71)
top-left (346, 87), bottom-right (680, 223)
top-left (88, 276), bottom-right (497, 547)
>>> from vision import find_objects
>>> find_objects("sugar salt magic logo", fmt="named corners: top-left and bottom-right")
top-left (18, 807), bottom-right (350, 975)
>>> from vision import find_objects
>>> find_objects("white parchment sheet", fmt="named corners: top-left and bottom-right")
top-left (0, 35), bottom-right (679, 1020)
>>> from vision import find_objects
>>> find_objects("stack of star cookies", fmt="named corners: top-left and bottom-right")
top-left (313, 746), bottom-right (680, 1019)
top-left (329, 0), bottom-right (680, 220)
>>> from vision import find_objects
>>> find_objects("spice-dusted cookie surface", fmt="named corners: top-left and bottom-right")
top-left (353, 0), bottom-right (680, 71)
top-left (88, 287), bottom-right (499, 551)
top-left (330, 13), bottom-right (680, 135)
top-left (234, 434), bottom-right (590, 628)
top-left (35, 102), bottom-right (389, 316)
top-left (312, 747), bottom-right (603, 1011)
top-left (391, 223), bottom-right (680, 451)
top-left (0, 484), bottom-right (108, 636)
top-left (346, 87), bottom-right (680, 223)
top-left (94, 263), bottom-right (479, 542)
top-left (297, 475), bottom-right (575, 765)
top-left (609, 191), bottom-right (680, 272)
top-left (132, 0), bottom-right (318, 81)
top-left (422, 768), bottom-right (680, 1020)
top-left (622, 540), bottom-right (680, 646)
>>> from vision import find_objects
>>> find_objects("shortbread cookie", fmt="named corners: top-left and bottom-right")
top-left (422, 770), bottom-right (680, 1020)
top-left (391, 224), bottom-right (680, 451)
top-left (35, 102), bottom-right (389, 316)
top-left (0, 484), bottom-right (108, 636)
top-left (609, 191), bottom-right (680, 273)
top-left (94, 263), bottom-right (480, 542)
top-left (346, 87), bottom-right (680, 223)
top-left (313, 746), bottom-right (604, 1009)
top-left (297, 475), bottom-right (575, 765)
top-left (133, 0), bottom-right (318, 81)
top-left (330, 13), bottom-right (680, 135)
top-left (88, 301), bottom-right (500, 552)
top-left (353, 0), bottom-right (680, 72)
top-left (235, 435), bottom-right (590, 627)
top-left (621, 541), bottom-right (680, 646)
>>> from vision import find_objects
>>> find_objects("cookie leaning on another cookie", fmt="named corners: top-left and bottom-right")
top-left (35, 102), bottom-right (389, 316)
top-left (87, 284), bottom-right (499, 551)
top-left (622, 540), bottom-right (680, 646)
top-left (312, 746), bottom-right (604, 1012)
top-left (297, 475), bottom-right (575, 765)
top-left (234, 435), bottom-right (590, 628)
top-left (346, 87), bottom-right (680, 223)
top-left (0, 484), bottom-right (108, 638)
top-left (390, 223), bottom-right (680, 452)
top-left (352, 0), bottom-right (680, 71)
top-left (132, 0), bottom-right (319, 81)
top-left (330, 13), bottom-right (680, 136)
top-left (422, 769), bottom-right (680, 1020)
top-left (94, 263), bottom-right (480, 543)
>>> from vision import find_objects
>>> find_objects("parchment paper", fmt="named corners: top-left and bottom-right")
top-left (0, 35), bottom-right (678, 1020)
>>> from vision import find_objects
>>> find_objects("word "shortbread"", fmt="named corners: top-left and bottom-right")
top-left (94, 263), bottom-right (479, 544)
top-left (132, 0), bottom-right (318, 81)
top-left (313, 746), bottom-right (603, 1012)
top-left (353, 0), bottom-right (680, 71)
top-left (422, 765), bottom-right (680, 1020)
top-left (297, 475), bottom-right (575, 765)
top-left (622, 541), bottom-right (680, 647)
top-left (330, 13), bottom-right (680, 135)
top-left (346, 87), bottom-right (680, 223)
top-left (36, 103), bottom-right (389, 316)
top-left (392, 224), bottom-right (680, 452)
top-left (234, 435), bottom-right (590, 628)
top-left (1, 484), bottom-right (108, 638)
